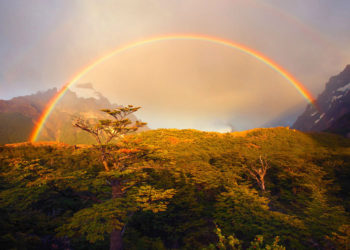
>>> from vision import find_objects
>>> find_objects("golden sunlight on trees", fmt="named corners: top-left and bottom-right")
top-left (71, 106), bottom-right (175, 250)
top-left (1, 127), bottom-right (349, 249)
top-left (73, 105), bottom-right (146, 171)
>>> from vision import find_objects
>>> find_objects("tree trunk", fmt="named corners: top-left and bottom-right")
top-left (100, 145), bottom-right (110, 172)
top-left (103, 160), bottom-right (110, 171)
top-left (260, 178), bottom-right (265, 191)
top-left (110, 179), bottom-right (123, 250)
top-left (110, 229), bottom-right (123, 250)
top-left (112, 180), bottom-right (123, 198)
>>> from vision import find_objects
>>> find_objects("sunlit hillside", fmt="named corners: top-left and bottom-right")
top-left (1, 128), bottom-right (349, 249)
top-left (1, 1), bottom-right (350, 250)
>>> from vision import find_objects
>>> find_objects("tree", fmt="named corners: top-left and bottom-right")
top-left (244, 155), bottom-right (270, 192)
top-left (327, 224), bottom-right (350, 250)
top-left (73, 105), bottom-right (146, 171)
top-left (70, 106), bottom-right (175, 250)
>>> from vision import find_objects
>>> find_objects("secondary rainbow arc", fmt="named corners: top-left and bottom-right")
top-left (29, 34), bottom-right (317, 142)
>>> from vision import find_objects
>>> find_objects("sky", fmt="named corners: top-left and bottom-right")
top-left (1, 0), bottom-right (350, 131)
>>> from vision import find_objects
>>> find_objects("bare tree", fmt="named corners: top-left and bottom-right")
top-left (245, 155), bottom-right (270, 191)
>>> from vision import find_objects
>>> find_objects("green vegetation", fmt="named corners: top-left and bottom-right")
top-left (1, 127), bottom-right (349, 249)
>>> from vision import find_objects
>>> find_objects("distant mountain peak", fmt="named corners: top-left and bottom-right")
top-left (325, 64), bottom-right (350, 92)
top-left (292, 64), bottom-right (350, 137)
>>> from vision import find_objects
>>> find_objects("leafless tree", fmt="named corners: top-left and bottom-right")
top-left (245, 155), bottom-right (270, 191)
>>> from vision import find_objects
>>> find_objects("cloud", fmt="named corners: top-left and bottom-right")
top-left (75, 82), bottom-right (94, 89)
top-left (1, 0), bottom-right (349, 130)
top-left (75, 41), bottom-right (306, 131)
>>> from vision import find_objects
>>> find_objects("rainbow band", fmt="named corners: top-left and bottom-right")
top-left (29, 34), bottom-right (317, 142)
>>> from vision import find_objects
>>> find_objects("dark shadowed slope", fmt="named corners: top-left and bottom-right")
top-left (293, 65), bottom-right (350, 136)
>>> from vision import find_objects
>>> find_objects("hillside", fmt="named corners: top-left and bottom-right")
top-left (0, 113), bottom-right (33, 144)
top-left (1, 128), bottom-right (349, 249)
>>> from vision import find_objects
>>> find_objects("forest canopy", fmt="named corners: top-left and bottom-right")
top-left (0, 127), bottom-right (349, 249)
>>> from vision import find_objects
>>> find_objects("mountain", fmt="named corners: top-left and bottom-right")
top-left (0, 88), bottom-right (146, 144)
top-left (292, 65), bottom-right (350, 137)
top-left (261, 103), bottom-right (305, 128)
top-left (0, 113), bottom-right (33, 144)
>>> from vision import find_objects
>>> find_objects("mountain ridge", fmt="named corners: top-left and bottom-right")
top-left (0, 88), bottom-right (146, 144)
top-left (292, 64), bottom-right (350, 137)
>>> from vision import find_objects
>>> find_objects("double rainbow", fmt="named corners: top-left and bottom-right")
top-left (29, 34), bottom-right (317, 142)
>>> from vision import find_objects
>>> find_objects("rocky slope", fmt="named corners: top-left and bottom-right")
top-left (292, 65), bottom-right (350, 137)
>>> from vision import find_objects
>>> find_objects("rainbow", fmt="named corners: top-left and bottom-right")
top-left (29, 34), bottom-right (317, 142)
top-left (246, 0), bottom-right (337, 51)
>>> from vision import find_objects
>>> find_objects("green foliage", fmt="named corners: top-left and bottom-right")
top-left (214, 186), bottom-right (305, 248)
top-left (304, 190), bottom-right (347, 242)
top-left (205, 226), bottom-right (285, 250)
top-left (326, 224), bottom-right (350, 249)
top-left (134, 185), bottom-right (176, 213)
top-left (1, 127), bottom-right (349, 249)
top-left (247, 235), bottom-right (285, 250)
top-left (211, 225), bottom-right (242, 250)
top-left (57, 199), bottom-right (130, 243)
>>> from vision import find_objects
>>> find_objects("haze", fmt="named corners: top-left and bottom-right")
top-left (1, 0), bottom-right (350, 131)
